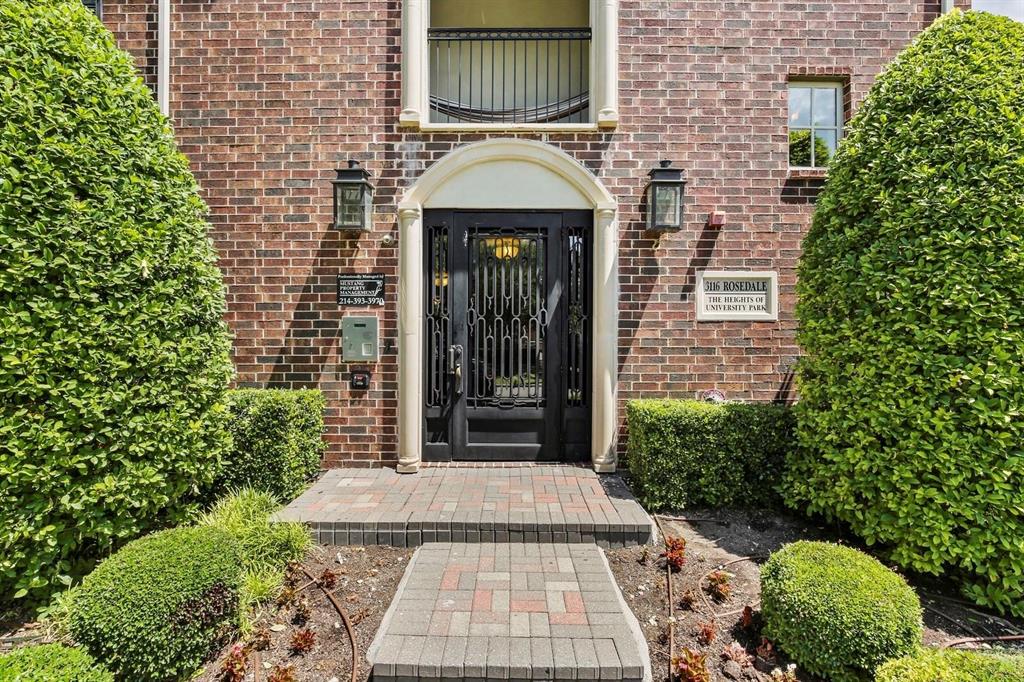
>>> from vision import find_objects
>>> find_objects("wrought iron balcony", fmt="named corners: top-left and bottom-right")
top-left (428, 27), bottom-right (592, 125)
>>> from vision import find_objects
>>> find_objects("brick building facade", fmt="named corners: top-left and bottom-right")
top-left (96, 0), bottom-right (970, 468)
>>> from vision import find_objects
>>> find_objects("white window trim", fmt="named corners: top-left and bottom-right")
top-left (787, 80), bottom-right (845, 171)
top-left (400, 0), bottom-right (618, 131)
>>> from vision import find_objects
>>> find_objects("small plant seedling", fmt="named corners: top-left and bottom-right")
top-left (705, 570), bottom-right (731, 601)
top-left (770, 664), bottom-right (798, 682)
top-left (293, 597), bottom-right (312, 625)
top-left (268, 663), bottom-right (297, 682)
top-left (638, 545), bottom-right (651, 565)
top-left (660, 536), bottom-right (687, 571)
top-left (756, 637), bottom-right (777, 664)
top-left (672, 648), bottom-right (710, 682)
top-left (697, 620), bottom-right (717, 645)
top-left (318, 568), bottom-right (338, 590)
top-left (740, 604), bottom-right (754, 630)
top-left (721, 641), bottom-right (753, 668)
top-left (283, 564), bottom-right (302, 588)
top-left (218, 642), bottom-right (247, 682)
top-left (679, 589), bottom-right (698, 610)
top-left (248, 625), bottom-right (271, 651)
top-left (276, 585), bottom-right (297, 608)
top-left (289, 628), bottom-right (316, 655)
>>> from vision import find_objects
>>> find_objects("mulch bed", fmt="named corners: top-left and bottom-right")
top-left (194, 544), bottom-right (412, 682)
top-left (606, 508), bottom-right (1024, 682)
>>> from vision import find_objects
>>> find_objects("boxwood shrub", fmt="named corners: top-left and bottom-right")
top-left (0, 0), bottom-right (233, 603)
top-left (876, 648), bottom-right (1024, 682)
top-left (0, 644), bottom-right (113, 682)
top-left (215, 389), bottom-right (326, 501)
top-left (788, 9), bottom-right (1024, 615)
top-left (761, 541), bottom-right (923, 682)
top-left (68, 525), bottom-right (242, 681)
top-left (626, 399), bottom-right (793, 510)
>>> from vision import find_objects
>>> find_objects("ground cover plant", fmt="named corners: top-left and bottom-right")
top-left (626, 399), bottom-right (794, 510)
top-left (0, 0), bottom-right (232, 604)
top-left (876, 647), bottom-right (1024, 682)
top-left (789, 9), bottom-right (1024, 615)
top-left (0, 643), bottom-right (113, 682)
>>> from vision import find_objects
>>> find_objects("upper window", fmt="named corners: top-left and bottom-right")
top-left (82, 0), bottom-right (101, 17)
top-left (973, 1), bottom-right (1024, 21)
top-left (788, 82), bottom-right (844, 169)
top-left (428, 0), bottom-right (591, 125)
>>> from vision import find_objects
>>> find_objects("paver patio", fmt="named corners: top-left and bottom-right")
top-left (367, 542), bottom-right (652, 682)
top-left (278, 465), bottom-right (654, 548)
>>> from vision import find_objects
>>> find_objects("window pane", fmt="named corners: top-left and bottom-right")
top-left (654, 186), bottom-right (680, 227)
top-left (789, 87), bottom-right (811, 127)
top-left (789, 130), bottom-right (813, 167)
top-left (813, 87), bottom-right (838, 127)
top-left (973, 0), bottom-right (1024, 21)
top-left (814, 130), bottom-right (838, 167)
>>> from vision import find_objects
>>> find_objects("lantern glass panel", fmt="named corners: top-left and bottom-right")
top-left (337, 185), bottom-right (364, 228)
top-left (653, 184), bottom-right (681, 229)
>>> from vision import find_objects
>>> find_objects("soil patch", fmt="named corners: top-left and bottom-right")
top-left (195, 544), bottom-right (412, 682)
top-left (607, 507), bottom-right (1024, 682)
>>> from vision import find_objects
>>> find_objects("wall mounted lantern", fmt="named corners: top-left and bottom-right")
top-left (646, 160), bottom-right (687, 232)
top-left (332, 160), bottom-right (374, 232)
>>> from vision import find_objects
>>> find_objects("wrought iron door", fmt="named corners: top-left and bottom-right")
top-left (423, 210), bottom-right (592, 461)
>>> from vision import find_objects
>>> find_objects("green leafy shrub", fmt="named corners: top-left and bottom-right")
top-left (0, 644), bottom-right (113, 682)
top-left (876, 648), bottom-right (1024, 682)
top-left (68, 525), bottom-right (242, 681)
top-left (216, 390), bottom-right (326, 501)
top-left (0, 0), bottom-right (233, 603)
top-left (761, 541), bottom-right (923, 681)
top-left (788, 9), bottom-right (1024, 616)
top-left (626, 399), bottom-right (794, 510)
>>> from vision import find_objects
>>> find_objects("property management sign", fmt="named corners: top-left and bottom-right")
top-left (696, 270), bottom-right (778, 321)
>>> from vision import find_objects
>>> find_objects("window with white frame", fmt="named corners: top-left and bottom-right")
top-left (972, 1), bottom-right (1024, 21)
top-left (788, 82), bottom-right (844, 169)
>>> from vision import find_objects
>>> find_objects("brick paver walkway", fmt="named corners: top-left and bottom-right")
top-left (278, 466), bottom-right (653, 548)
top-left (367, 543), bottom-right (651, 681)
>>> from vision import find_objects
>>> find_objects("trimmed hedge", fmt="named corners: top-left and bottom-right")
top-left (216, 389), bottom-right (326, 501)
top-left (0, 644), bottom-right (113, 682)
top-left (761, 541), bottom-right (922, 682)
top-left (626, 399), bottom-right (794, 510)
top-left (0, 0), bottom-right (233, 603)
top-left (876, 648), bottom-right (1024, 682)
top-left (68, 525), bottom-right (242, 681)
top-left (788, 9), bottom-right (1024, 616)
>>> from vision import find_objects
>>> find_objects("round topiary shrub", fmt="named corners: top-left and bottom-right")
top-left (876, 648), bottom-right (1024, 682)
top-left (761, 541), bottom-right (922, 681)
top-left (68, 525), bottom-right (242, 681)
top-left (788, 9), bottom-right (1024, 616)
top-left (0, 0), bottom-right (233, 603)
top-left (0, 644), bottom-right (114, 682)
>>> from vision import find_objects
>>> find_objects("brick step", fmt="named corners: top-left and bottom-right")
top-left (367, 543), bottom-right (652, 682)
top-left (277, 467), bottom-right (655, 548)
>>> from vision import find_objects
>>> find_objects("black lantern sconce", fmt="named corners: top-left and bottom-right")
top-left (646, 160), bottom-right (687, 232)
top-left (332, 160), bottom-right (374, 232)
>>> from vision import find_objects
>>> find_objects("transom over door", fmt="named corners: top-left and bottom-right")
top-left (423, 210), bottom-right (592, 461)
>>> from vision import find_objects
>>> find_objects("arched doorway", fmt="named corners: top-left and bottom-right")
top-left (396, 139), bottom-right (618, 472)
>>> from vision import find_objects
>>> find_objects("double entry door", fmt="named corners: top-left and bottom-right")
top-left (423, 210), bottom-right (592, 461)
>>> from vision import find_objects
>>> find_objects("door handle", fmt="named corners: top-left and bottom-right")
top-left (448, 344), bottom-right (464, 397)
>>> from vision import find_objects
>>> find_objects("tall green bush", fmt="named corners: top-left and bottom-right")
top-left (0, 0), bottom-right (232, 603)
top-left (216, 389), bottom-right (326, 501)
top-left (627, 399), bottom-right (793, 510)
top-left (788, 10), bottom-right (1024, 615)
top-left (68, 525), bottom-right (242, 681)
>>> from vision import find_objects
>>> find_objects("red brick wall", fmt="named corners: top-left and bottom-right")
top-left (101, 1), bottom-right (944, 466)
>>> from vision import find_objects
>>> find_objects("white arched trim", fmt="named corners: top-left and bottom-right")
top-left (396, 139), bottom-right (619, 473)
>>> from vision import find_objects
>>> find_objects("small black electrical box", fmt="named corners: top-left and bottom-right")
top-left (350, 370), bottom-right (371, 390)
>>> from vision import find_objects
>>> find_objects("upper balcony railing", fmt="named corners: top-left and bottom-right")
top-left (428, 27), bottom-right (592, 125)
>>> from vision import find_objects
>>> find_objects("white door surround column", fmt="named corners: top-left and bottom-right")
top-left (396, 139), bottom-right (619, 473)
